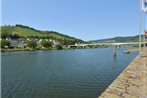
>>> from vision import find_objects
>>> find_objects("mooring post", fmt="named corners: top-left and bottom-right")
top-left (114, 45), bottom-right (117, 56)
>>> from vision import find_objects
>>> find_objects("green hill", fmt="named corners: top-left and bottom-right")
top-left (89, 35), bottom-right (144, 43)
top-left (1, 24), bottom-right (84, 44)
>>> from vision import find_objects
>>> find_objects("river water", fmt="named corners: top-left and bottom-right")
top-left (2, 48), bottom-right (138, 98)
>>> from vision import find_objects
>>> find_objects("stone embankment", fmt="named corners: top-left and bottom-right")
top-left (99, 48), bottom-right (147, 98)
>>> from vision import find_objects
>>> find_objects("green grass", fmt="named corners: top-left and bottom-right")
top-left (1, 25), bottom-right (84, 43)
top-left (1, 26), bottom-right (48, 37)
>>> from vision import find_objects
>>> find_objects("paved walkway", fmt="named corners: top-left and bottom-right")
top-left (98, 48), bottom-right (147, 98)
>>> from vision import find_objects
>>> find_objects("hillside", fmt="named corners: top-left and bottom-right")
top-left (89, 35), bottom-right (144, 43)
top-left (1, 24), bottom-right (84, 44)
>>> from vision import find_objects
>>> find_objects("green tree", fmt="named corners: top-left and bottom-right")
top-left (10, 34), bottom-right (20, 39)
top-left (63, 38), bottom-right (69, 45)
top-left (27, 40), bottom-right (37, 48)
top-left (40, 40), bottom-right (52, 48)
top-left (1, 39), bottom-right (11, 48)
top-left (55, 45), bottom-right (63, 50)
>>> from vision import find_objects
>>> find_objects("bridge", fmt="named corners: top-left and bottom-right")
top-left (68, 42), bottom-right (147, 48)
top-left (68, 42), bottom-right (147, 56)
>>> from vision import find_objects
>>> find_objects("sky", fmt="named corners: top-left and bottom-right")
top-left (1, 0), bottom-right (146, 41)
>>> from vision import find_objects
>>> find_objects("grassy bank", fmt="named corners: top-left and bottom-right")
top-left (1, 48), bottom-right (39, 52)
top-left (1, 46), bottom-right (109, 52)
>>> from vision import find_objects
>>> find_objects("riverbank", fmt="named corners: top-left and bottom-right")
top-left (0, 48), bottom-right (64, 52)
top-left (0, 46), bottom-right (108, 52)
top-left (98, 48), bottom-right (147, 98)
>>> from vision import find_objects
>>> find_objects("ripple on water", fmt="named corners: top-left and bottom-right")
top-left (2, 48), bottom-right (138, 98)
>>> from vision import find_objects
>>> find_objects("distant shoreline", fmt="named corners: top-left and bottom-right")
top-left (1, 48), bottom-right (63, 52)
top-left (1, 46), bottom-right (109, 52)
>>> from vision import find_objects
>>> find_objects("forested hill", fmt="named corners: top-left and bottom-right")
top-left (1, 24), bottom-right (85, 44)
top-left (89, 35), bottom-right (144, 43)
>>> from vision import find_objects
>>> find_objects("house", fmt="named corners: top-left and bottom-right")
top-left (10, 39), bottom-right (19, 48)
top-left (6, 37), bottom-right (18, 48)
top-left (52, 39), bottom-right (60, 45)
top-left (6, 37), bottom-right (27, 48)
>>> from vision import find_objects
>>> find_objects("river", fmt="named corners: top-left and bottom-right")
top-left (2, 47), bottom-right (138, 98)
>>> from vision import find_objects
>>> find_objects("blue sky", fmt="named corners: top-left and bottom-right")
top-left (1, 0), bottom-right (145, 41)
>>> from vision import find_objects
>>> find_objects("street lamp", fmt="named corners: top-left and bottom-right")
top-left (139, 0), bottom-right (147, 58)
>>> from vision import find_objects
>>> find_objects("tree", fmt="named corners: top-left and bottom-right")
top-left (10, 34), bottom-right (20, 39)
top-left (26, 40), bottom-right (37, 48)
top-left (55, 45), bottom-right (63, 50)
top-left (63, 38), bottom-right (68, 45)
top-left (1, 33), bottom-right (11, 39)
top-left (1, 39), bottom-right (11, 48)
top-left (40, 40), bottom-right (52, 48)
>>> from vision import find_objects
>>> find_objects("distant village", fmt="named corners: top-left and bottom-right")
top-left (7, 37), bottom-right (59, 48)
top-left (0, 36), bottom-right (105, 52)
top-left (0, 36), bottom-right (64, 50)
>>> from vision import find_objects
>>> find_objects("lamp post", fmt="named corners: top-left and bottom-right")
top-left (139, 0), bottom-right (143, 58)
top-left (139, 0), bottom-right (147, 57)
top-left (141, 0), bottom-right (147, 66)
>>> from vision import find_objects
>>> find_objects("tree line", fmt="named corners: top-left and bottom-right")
top-left (0, 39), bottom-right (63, 50)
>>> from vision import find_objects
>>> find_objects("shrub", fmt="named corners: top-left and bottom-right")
top-left (56, 45), bottom-right (63, 50)
top-left (26, 40), bottom-right (37, 48)
top-left (40, 40), bottom-right (52, 48)
top-left (1, 39), bottom-right (11, 48)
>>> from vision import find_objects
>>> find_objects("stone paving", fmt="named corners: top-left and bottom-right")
top-left (98, 48), bottom-right (147, 98)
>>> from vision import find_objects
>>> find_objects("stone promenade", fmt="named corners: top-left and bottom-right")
top-left (99, 48), bottom-right (147, 98)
